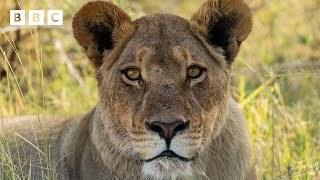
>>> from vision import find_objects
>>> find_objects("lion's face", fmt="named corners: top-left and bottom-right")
top-left (97, 15), bottom-right (230, 178)
top-left (72, 0), bottom-right (252, 178)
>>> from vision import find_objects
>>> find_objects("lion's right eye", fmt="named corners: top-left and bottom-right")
top-left (123, 68), bottom-right (141, 81)
top-left (187, 66), bottom-right (203, 79)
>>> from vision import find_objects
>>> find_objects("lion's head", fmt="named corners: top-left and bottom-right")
top-left (72, 0), bottom-right (252, 178)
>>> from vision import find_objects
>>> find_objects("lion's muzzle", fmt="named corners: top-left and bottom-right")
top-left (145, 120), bottom-right (189, 146)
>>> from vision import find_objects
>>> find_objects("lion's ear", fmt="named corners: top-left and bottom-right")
top-left (191, 0), bottom-right (252, 64)
top-left (72, 1), bottom-right (133, 68)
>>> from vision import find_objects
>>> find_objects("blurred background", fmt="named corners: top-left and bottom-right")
top-left (0, 0), bottom-right (319, 179)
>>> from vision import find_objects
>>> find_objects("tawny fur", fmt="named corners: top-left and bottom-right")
top-left (1, 0), bottom-right (256, 179)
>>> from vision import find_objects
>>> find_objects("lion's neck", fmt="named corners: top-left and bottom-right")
top-left (88, 105), bottom-right (142, 179)
top-left (60, 106), bottom-right (141, 179)
top-left (193, 98), bottom-right (253, 179)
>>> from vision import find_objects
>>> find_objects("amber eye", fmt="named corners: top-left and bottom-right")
top-left (187, 66), bottom-right (203, 79)
top-left (124, 68), bottom-right (141, 81)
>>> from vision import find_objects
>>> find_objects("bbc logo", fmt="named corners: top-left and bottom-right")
top-left (10, 10), bottom-right (63, 26)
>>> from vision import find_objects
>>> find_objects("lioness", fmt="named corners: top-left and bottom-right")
top-left (2, 0), bottom-right (256, 179)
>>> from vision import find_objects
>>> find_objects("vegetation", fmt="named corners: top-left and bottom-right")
top-left (0, 0), bottom-right (319, 179)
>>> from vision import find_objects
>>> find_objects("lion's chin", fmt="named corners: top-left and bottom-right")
top-left (141, 157), bottom-right (192, 179)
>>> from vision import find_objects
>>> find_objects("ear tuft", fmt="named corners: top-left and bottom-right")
top-left (191, 0), bottom-right (252, 64)
top-left (72, 1), bottom-right (133, 68)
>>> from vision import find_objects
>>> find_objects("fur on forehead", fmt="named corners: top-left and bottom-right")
top-left (72, 0), bottom-right (252, 69)
top-left (117, 45), bottom-right (226, 72)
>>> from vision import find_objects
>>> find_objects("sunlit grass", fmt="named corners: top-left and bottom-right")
top-left (0, 116), bottom-right (59, 179)
top-left (232, 70), bottom-right (320, 179)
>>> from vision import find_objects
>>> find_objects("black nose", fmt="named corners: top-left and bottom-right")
top-left (146, 120), bottom-right (189, 145)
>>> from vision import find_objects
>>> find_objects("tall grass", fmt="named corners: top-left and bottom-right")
top-left (0, 116), bottom-right (59, 179)
top-left (233, 71), bottom-right (320, 179)
top-left (0, 0), bottom-right (319, 179)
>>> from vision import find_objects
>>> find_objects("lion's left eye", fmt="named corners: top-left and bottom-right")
top-left (124, 68), bottom-right (141, 81)
top-left (187, 66), bottom-right (203, 79)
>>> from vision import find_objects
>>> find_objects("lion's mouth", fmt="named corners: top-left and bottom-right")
top-left (145, 150), bottom-right (191, 162)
